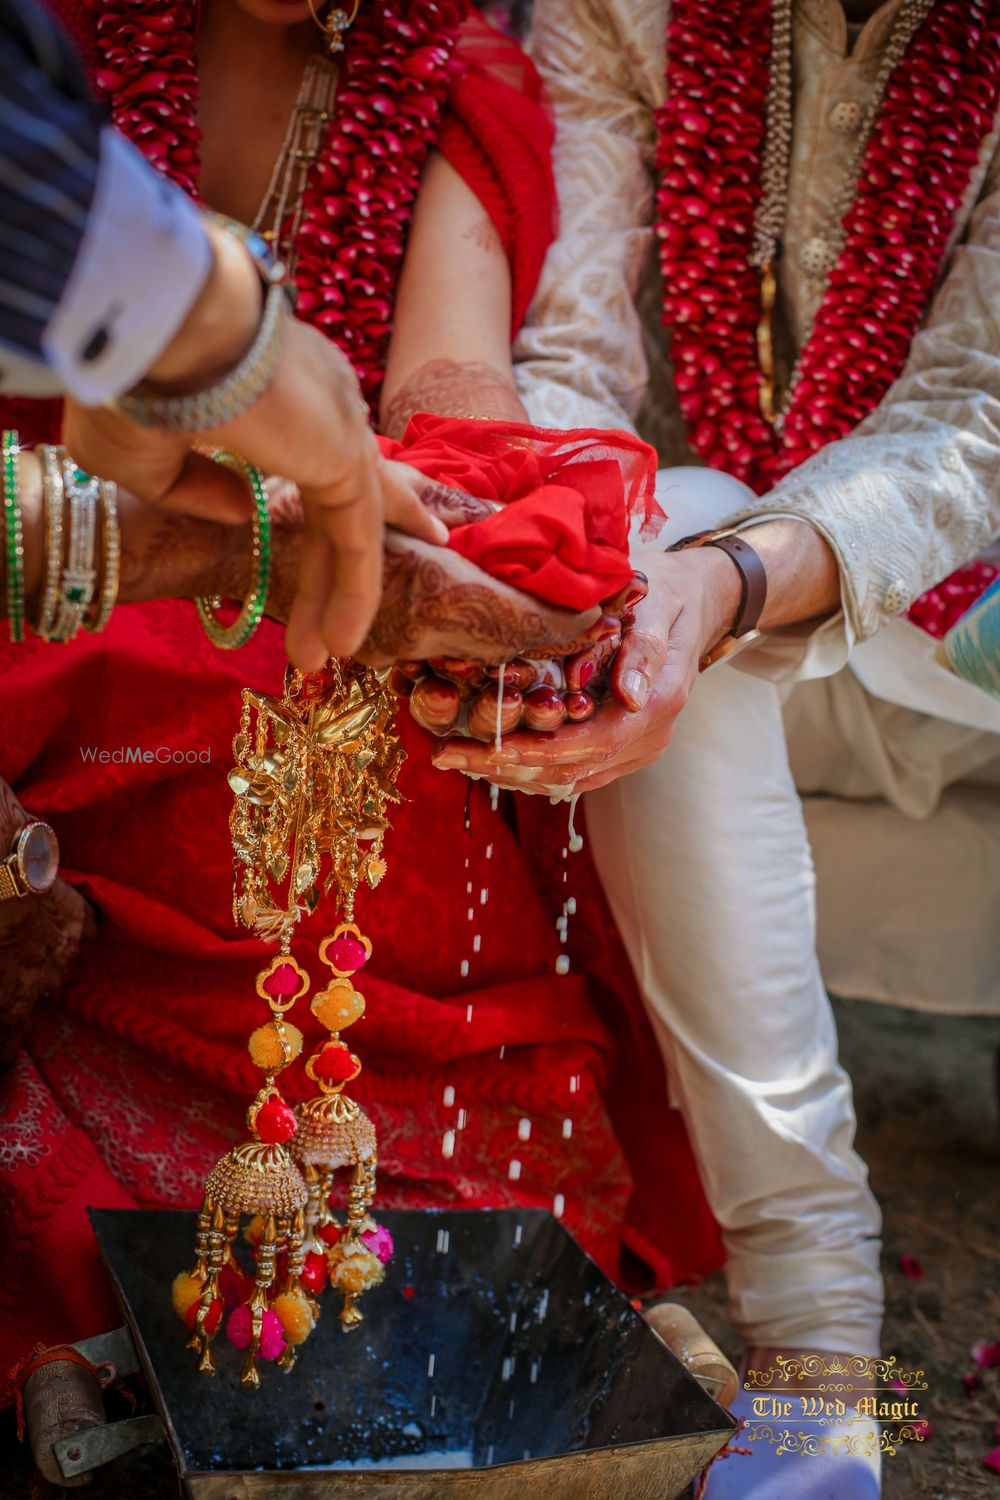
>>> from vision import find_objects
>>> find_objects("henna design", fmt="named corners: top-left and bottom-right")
top-left (357, 531), bottom-right (604, 666)
top-left (380, 359), bottom-right (526, 439)
top-left (417, 481), bottom-right (496, 528)
top-left (462, 216), bottom-right (504, 256)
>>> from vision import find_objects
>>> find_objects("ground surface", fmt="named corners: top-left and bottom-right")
top-left (672, 997), bottom-right (1000, 1499)
top-left (2, 997), bottom-right (998, 1498)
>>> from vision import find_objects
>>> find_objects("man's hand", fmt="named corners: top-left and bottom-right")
top-left (430, 547), bottom-right (740, 793)
top-left (61, 227), bottom-right (447, 670)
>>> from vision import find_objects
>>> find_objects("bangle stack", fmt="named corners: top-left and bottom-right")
top-left (2, 431), bottom-right (25, 643)
top-left (195, 452), bottom-right (271, 649)
top-left (33, 446), bottom-right (121, 644)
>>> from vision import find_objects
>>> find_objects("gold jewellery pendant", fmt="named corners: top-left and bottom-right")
top-left (308, 0), bottom-right (361, 55)
top-left (173, 662), bottom-right (404, 1385)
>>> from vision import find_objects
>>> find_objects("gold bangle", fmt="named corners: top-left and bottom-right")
top-left (195, 454), bottom-right (272, 649)
top-left (85, 480), bottom-right (120, 634)
top-left (36, 446), bottom-right (66, 638)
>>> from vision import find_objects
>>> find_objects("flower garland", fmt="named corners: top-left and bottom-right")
top-left (69, 0), bottom-right (469, 407)
top-left (656, 0), bottom-right (1000, 491)
top-left (655, 0), bottom-right (1000, 632)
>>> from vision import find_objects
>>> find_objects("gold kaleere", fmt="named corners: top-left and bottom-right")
top-left (174, 661), bottom-right (404, 1383)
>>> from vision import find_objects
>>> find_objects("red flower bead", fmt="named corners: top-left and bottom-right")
top-left (312, 1043), bottom-right (361, 1086)
top-left (255, 1095), bottom-right (298, 1145)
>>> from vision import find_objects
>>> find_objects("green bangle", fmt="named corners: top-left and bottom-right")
top-left (2, 431), bottom-right (25, 643)
top-left (195, 453), bottom-right (271, 649)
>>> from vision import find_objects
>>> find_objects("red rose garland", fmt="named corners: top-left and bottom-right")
top-left (75, 0), bottom-right (468, 407)
top-left (656, 0), bottom-right (1000, 632)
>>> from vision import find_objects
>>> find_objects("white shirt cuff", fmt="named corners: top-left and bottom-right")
top-left (41, 129), bottom-right (212, 405)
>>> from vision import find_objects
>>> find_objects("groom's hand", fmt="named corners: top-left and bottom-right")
top-left (431, 548), bottom-right (739, 793)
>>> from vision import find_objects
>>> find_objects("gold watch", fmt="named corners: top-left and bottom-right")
top-left (0, 820), bottom-right (59, 902)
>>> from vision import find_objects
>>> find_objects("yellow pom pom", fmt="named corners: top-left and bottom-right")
top-left (248, 1021), bottom-right (304, 1071)
top-left (271, 1289), bottom-right (317, 1346)
top-left (311, 981), bottom-right (365, 1033)
top-left (172, 1269), bottom-right (204, 1322)
top-left (329, 1244), bottom-right (384, 1295)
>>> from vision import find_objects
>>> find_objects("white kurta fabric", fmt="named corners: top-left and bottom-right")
top-left (509, 0), bottom-right (1000, 1348)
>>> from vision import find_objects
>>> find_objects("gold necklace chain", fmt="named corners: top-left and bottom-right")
top-left (751, 0), bottom-right (936, 424)
top-left (251, 53), bottom-right (339, 273)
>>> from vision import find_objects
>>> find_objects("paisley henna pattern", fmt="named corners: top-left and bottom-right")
top-left (381, 359), bottom-right (527, 438)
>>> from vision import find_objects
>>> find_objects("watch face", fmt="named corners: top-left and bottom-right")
top-left (17, 822), bottom-right (58, 893)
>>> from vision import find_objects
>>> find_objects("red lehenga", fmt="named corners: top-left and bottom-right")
top-left (0, 3), bottom-right (720, 1375)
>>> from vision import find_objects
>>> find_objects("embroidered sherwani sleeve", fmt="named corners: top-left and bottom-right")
top-left (724, 155), bottom-right (1000, 647)
top-left (512, 0), bottom-right (658, 433)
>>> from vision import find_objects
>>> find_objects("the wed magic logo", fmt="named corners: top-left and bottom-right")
top-left (79, 744), bottom-right (212, 766)
top-left (742, 1354), bottom-right (930, 1459)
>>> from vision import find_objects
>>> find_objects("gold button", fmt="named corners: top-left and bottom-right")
top-left (799, 235), bottom-right (837, 276)
top-left (830, 100), bottom-right (863, 133)
top-left (883, 580), bottom-right (909, 614)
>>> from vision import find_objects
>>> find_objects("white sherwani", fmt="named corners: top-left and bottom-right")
top-left (513, 0), bottom-right (1000, 1352)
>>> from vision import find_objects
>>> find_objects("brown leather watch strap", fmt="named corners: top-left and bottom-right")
top-left (703, 534), bottom-right (768, 637)
top-left (668, 528), bottom-right (768, 638)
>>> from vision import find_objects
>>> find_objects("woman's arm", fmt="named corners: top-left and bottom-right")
top-left (379, 152), bottom-right (527, 438)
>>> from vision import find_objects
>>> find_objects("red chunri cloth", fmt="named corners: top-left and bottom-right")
top-left (380, 417), bottom-right (662, 611)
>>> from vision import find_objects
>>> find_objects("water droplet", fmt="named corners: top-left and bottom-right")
top-left (565, 896), bottom-right (577, 916)
top-left (486, 1445), bottom-right (495, 1465)
top-left (555, 954), bottom-right (570, 976)
top-left (498, 1045), bottom-right (506, 1060)
top-left (460, 959), bottom-right (470, 978)
top-left (501, 1356), bottom-right (514, 1382)
top-left (553, 1193), bottom-right (565, 1219)
top-left (517, 1118), bottom-right (531, 1142)
top-left (567, 794), bottom-right (583, 854)
top-left (430, 1394), bottom-right (437, 1416)
top-left (485, 843), bottom-right (493, 860)
top-left (442, 1129), bottom-right (456, 1160)
top-left (467, 906), bottom-right (474, 922)
top-left (427, 1354), bottom-right (436, 1378)
top-left (466, 1003), bottom-right (474, 1023)
top-left (509, 1311), bottom-right (518, 1333)
top-left (562, 1118), bottom-right (573, 1139)
top-left (537, 1289), bottom-right (550, 1321)
top-left (508, 1158), bottom-right (522, 1181)
top-left (508, 1399), bottom-right (516, 1420)
top-left (436, 1228), bottom-right (450, 1254)
top-left (513, 1223), bottom-right (523, 1248)
top-left (530, 1359), bottom-right (540, 1384)
top-left (490, 784), bottom-right (500, 811)
top-left (466, 881), bottom-right (473, 895)
top-left (480, 888), bottom-right (488, 905)
top-left (457, 1108), bottom-right (467, 1129)
top-left (472, 934), bottom-right (481, 953)
top-left (443, 1085), bottom-right (455, 1107)
top-left (569, 1073), bottom-right (580, 1093)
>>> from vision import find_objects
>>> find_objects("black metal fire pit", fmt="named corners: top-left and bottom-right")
top-left (60, 1207), bottom-right (734, 1498)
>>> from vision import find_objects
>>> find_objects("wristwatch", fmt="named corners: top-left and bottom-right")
top-left (0, 820), bottom-right (60, 902)
top-left (116, 215), bottom-right (295, 433)
top-left (669, 528), bottom-right (768, 669)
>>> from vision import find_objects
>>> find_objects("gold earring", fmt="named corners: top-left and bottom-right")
top-left (307, 0), bottom-right (361, 55)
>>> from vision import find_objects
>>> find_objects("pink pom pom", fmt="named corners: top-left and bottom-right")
top-left (259, 1309), bottom-right (287, 1361)
top-left (225, 1303), bottom-right (286, 1360)
top-left (360, 1223), bottom-right (394, 1265)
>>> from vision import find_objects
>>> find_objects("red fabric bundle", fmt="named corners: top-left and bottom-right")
top-left (380, 415), bottom-right (662, 610)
